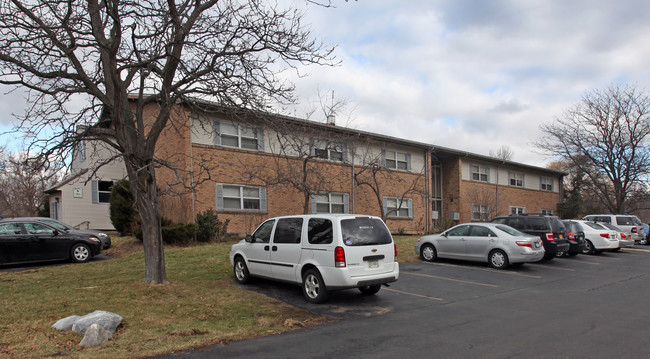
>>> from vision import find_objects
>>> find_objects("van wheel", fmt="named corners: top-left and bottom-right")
top-left (233, 257), bottom-right (250, 284)
top-left (359, 285), bottom-right (381, 296)
top-left (420, 244), bottom-right (437, 262)
top-left (489, 250), bottom-right (509, 269)
top-left (71, 243), bottom-right (91, 263)
top-left (302, 269), bottom-right (328, 304)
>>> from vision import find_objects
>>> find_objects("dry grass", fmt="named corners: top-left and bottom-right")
top-left (0, 237), bottom-right (327, 359)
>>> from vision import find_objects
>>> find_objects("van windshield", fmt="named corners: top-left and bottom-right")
top-left (341, 218), bottom-right (392, 246)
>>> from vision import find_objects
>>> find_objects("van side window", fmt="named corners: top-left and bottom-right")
top-left (526, 218), bottom-right (547, 231)
top-left (308, 218), bottom-right (333, 244)
top-left (507, 218), bottom-right (525, 230)
top-left (273, 218), bottom-right (303, 244)
top-left (252, 220), bottom-right (275, 243)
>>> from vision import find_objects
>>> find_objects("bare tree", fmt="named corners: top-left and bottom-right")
top-left (0, 0), bottom-right (334, 284)
top-left (466, 187), bottom-right (496, 221)
top-left (489, 145), bottom-right (513, 161)
top-left (536, 84), bottom-right (650, 214)
top-left (0, 147), bottom-right (59, 217)
top-left (353, 141), bottom-right (426, 221)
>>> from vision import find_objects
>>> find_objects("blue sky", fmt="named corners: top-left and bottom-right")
top-left (3, 0), bottom-right (650, 166)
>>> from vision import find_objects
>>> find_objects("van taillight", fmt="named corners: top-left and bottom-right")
top-left (394, 243), bottom-right (398, 262)
top-left (335, 246), bottom-right (346, 267)
top-left (632, 227), bottom-right (638, 233)
top-left (621, 233), bottom-right (627, 239)
top-left (545, 233), bottom-right (555, 241)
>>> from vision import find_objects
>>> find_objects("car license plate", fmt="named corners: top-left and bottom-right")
top-left (368, 259), bottom-right (379, 268)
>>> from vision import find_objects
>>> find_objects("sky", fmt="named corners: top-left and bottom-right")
top-left (2, 0), bottom-right (650, 167)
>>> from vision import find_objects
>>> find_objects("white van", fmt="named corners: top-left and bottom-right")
top-left (229, 214), bottom-right (399, 303)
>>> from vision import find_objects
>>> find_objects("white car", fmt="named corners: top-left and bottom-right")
top-left (599, 222), bottom-right (634, 250)
top-left (229, 214), bottom-right (399, 303)
top-left (414, 223), bottom-right (545, 269)
top-left (573, 220), bottom-right (620, 254)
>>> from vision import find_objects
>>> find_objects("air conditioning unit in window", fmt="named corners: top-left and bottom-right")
top-left (450, 212), bottom-right (460, 221)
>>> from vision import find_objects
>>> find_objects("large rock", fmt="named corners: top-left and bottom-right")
top-left (79, 323), bottom-right (113, 347)
top-left (51, 315), bottom-right (81, 331)
top-left (71, 310), bottom-right (123, 335)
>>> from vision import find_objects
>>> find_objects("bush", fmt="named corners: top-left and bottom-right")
top-left (135, 217), bottom-right (197, 245)
top-left (195, 209), bottom-right (230, 242)
top-left (109, 180), bottom-right (137, 235)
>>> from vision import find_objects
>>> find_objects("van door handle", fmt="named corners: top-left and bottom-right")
top-left (272, 246), bottom-right (278, 251)
top-left (264, 245), bottom-right (270, 251)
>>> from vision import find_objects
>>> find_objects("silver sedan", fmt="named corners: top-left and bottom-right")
top-left (415, 223), bottom-right (545, 269)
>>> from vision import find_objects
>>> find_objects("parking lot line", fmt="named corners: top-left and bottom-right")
top-left (384, 287), bottom-right (444, 301)
top-left (403, 271), bottom-right (499, 287)
top-left (527, 263), bottom-right (575, 271)
top-left (420, 261), bottom-right (542, 279)
top-left (625, 247), bottom-right (650, 253)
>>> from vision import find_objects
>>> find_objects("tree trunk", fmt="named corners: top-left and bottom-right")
top-left (126, 158), bottom-right (169, 285)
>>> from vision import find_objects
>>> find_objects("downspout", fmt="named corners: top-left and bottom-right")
top-left (424, 148), bottom-right (430, 234)
top-left (190, 114), bottom-right (196, 223)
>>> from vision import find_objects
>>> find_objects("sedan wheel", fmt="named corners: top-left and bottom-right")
top-left (71, 243), bottom-right (91, 263)
top-left (420, 244), bottom-right (437, 262)
top-left (302, 269), bottom-right (328, 303)
top-left (489, 250), bottom-right (509, 269)
top-left (582, 240), bottom-right (594, 255)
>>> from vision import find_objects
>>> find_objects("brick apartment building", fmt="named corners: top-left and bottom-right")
top-left (47, 99), bottom-right (564, 235)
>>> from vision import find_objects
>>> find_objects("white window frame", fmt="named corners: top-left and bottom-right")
top-left (384, 197), bottom-right (413, 218)
top-left (541, 209), bottom-right (554, 215)
top-left (509, 171), bottom-right (524, 187)
top-left (91, 180), bottom-right (113, 204)
top-left (384, 150), bottom-right (411, 171)
top-left (311, 192), bottom-right (349, 214)
top-left (216, 184), bottom-right (267, 212)
top-left (214, 121), bottom-right (263, 151)
top-left (471, 204), bottom-right (491, 221)
top-left (509, 206), bottom-right (526, 215)
top-left (471, 164), bottom-right (490, 182)
top-left (541, 177), bottom-right (553, 191)
top-left (313, 140), bottom-right (345, 162)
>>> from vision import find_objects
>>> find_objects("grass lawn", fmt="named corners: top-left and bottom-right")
top-left (0, 235), bottom-right (420, 359)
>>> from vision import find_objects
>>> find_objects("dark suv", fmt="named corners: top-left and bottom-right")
top-left (491, 214), bottom-right (570, 260)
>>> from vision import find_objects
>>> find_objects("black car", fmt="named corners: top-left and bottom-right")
top-left (0, 218), bottom-right (102, 265)
top-left (2, 217), bottom-right (112, 249)
top-left (490, 214), bottom-right (570, 260)
top-left (561, 220), bottom-right (588, 256)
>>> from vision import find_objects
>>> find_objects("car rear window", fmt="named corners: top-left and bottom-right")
top-left (341, 218), bottom-right (392, 246)
top-left (496, 225), bottom-right (526, 237)
top-left (549, 218), bottom-right (566, 232)
top-left (585, 222), bottom-right (605, 230)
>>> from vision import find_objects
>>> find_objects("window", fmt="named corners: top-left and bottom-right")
top-left (217, 184), bottom-right (267, 211)
top-left (541, 209), bottom-right (554, 215)
top-left (92, 180), bottom-right (113, 204)
top-left (23, 223), bottom-right (55, 235)
top-left (470, 225), bottom-right (496, 237)
top-left (273, 218), bottom-right (303, 244)
top-left (541, 177), bottom-right (553, 191)
top-left (384, 150), bottom-right (411, 170)
top-left (214, 121), bottom-right (263, 151)
top-left (340, 218), bottom-right (392, 246)
top-left (509, 172), bottom-right (524, 187)
top-left (471, 165), bottom-right (490, 182)
top-left (471, 204), bottom-right (491, 221)
top-left (510, 206), bottom-right (526, 215)
top-left (251, 220), bottom-right (274, 243)
top-left (0, 223), bottom-right (22, 235)
top-left (312, 193), bottom-right (348, 214)
top-left (308, 218), bottom-right (333, 244)
top-left (384, 197), bottom-right (413, 218)
top-left (314, 141), bottom-right (345, 162)
top-left (446, 225), bottom-right (470, 236)
top-left (78, 141), bottom-right (86, 161)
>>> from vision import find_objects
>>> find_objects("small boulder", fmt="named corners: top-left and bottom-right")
top-left (72, 310), bottom-right (123, 335)
top-left (79, 323), bottom-right (112, 347)
top-left (52, 315), bottom-right (81, 331)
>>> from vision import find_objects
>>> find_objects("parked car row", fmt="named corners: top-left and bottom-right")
top-left (416, 213), bottom-right (648, 270)
top-left (0, 217), bottom-right (109, 266)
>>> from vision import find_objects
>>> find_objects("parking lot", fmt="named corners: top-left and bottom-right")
top-left (166, 246), bottom-right (650, 358)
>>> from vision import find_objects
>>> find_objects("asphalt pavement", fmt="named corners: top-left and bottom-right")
top-left (156, 247), bottom-right (650, 359)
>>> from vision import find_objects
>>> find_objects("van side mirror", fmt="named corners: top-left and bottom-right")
top-left (245, 235), bottom-right (253, 243)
